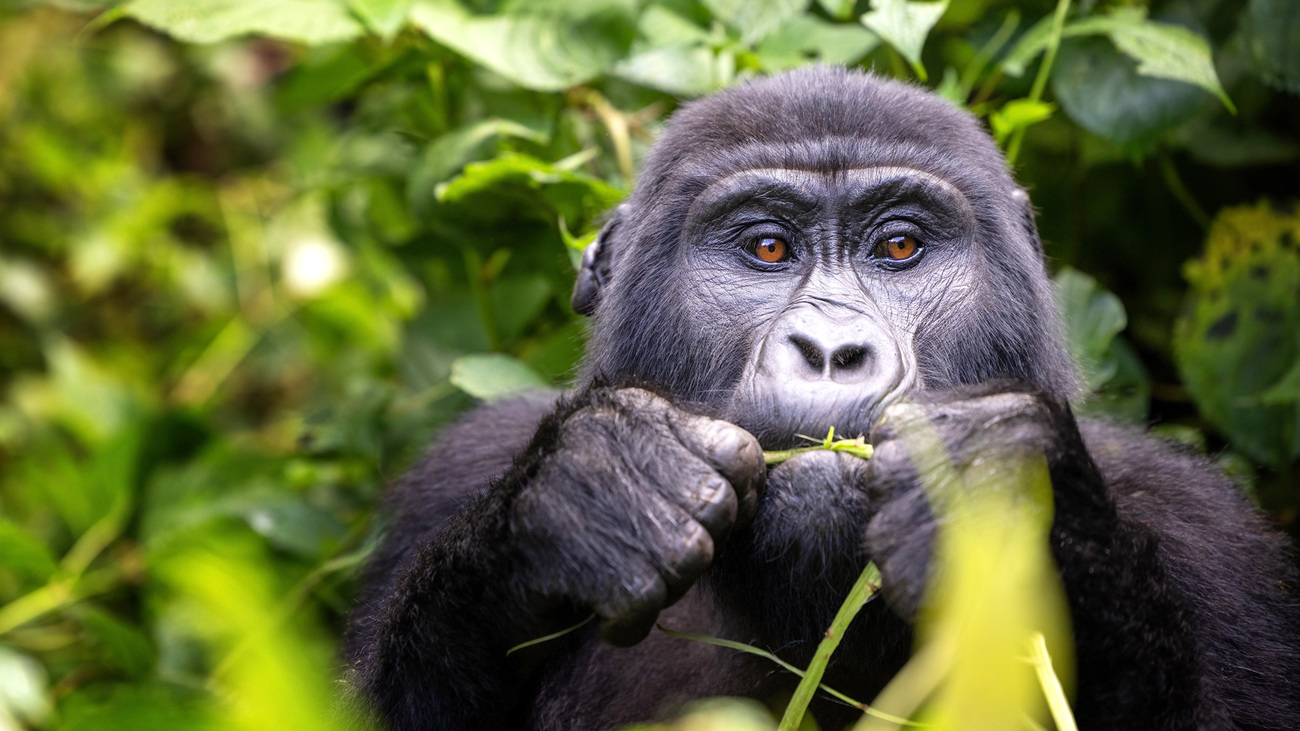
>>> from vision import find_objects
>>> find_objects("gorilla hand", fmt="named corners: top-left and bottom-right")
top-left (510, 387), bottom-right (765, 646)
top-left (862, 381), bottom-right (1106, 623)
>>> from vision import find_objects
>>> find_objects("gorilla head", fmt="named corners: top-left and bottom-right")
top-left (577, 67), bottom-right (1076, 448)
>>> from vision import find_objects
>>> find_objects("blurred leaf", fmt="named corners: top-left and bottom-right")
top-left (122, 0), bottom-right (364, 45)
top-left (818, 0), bottom-right (856, 22)
top-left (276, 46), bottom-right (379, 110)
top-left (702, 0), bottom-right (807, 46)
top-left (0, 257), bottom-right (56, 327)
top-left (0, 520), bottom-right (58, 584)
top-left (79, 607), bottom-right (154, 677)
top-left (1239, 0), bottom-right (1300, 94)
top-left (1051, 37), bottom-right (1204, 154)
top-left (756, 16), bottom-right (881, 71)
top-left (450, 353), bottom-right (550, 400)
top-left (492, 276), bottom-right (554, 344)
top-left (1174, 203), bottom-right (1300, 468)
top-left (636, 5), bottom-right (712, 46)
top-left (409, 0), bottom-right (637, 91)
top-left (349, 0), bottom-right (414, 38)
top-left (1174, 117), bottom-right (1300, 168)
top-left (229, 491), bottom-right (348, 558)
top-left (1261, 360), bottom-right (1300, 404)
top-left (1053, 267), bottom-right (1126, 391)
top-left (155, 533), bottom-right (368, 731)
top-left (57, 682), bottom-right (216, 731)
top-left (860, 0), bottom-right (949, 82)
top-left (862, 417), bottom-right (1071, 729)
top-left (0, 645), bottom-right (50, 728)
top-left (613, 45), bottom-right (719, 97)
top-left (1053, 268), bottom-right (1148, 422)
top-left (989, 99), bottom-right (1055, 146)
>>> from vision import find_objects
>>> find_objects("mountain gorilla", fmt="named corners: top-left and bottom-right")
top-left (346, 68), bottom-right (1300, 729)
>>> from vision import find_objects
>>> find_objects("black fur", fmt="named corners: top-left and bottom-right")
top-left (346, 68), bottom-right (1300, 730)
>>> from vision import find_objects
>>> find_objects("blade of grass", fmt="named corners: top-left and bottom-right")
top-left (1030, 632), bottom-right (1078, 731)
top-left (778, 562), bottom-right (883, 731)
top-left (657, 623), bottom-right (919, 725)
top-left (507, 614), bottom-right (595, 656)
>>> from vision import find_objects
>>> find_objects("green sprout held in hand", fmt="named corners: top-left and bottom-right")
top-left (763, 427), bottom-right (874, 465)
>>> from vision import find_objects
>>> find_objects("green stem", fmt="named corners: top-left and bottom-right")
top-left (1158, 153), bottom-right (1209, 229)
top-left (778, 562), bottom-right (884, 731)
top-left (1007, 0), bottom-right (1071, 165)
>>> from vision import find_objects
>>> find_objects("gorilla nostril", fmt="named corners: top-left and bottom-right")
top-left (788, 335), bottom-right (825, 373)
top-left (831, 345), bottom-right (869, 372)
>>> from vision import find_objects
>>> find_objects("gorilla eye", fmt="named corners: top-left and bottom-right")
top-left (875, 235), bottom-right (919, 261)
top-left (753, 236), bottom-right (789, 263)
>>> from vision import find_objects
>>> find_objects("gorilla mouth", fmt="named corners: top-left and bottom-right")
top-left (724, 364), bottom-right (915, 451)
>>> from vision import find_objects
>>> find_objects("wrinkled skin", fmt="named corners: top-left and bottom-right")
top-left (346, 69), bottom-right (1300, 731)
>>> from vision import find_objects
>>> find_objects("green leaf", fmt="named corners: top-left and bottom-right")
top-left (1174, 203), bottom-right (1300, 468)
top-left (1052, 267), bottom-right (1126, 392)
top-left (1104, 15), bottom-right (1234, 113)
top-left (1239, 0), bottom-right (1300, 94)
top-left (1002, 9), bottom-right (1232, 111)
top-left (408, 120), bottom-right (548, 220)
top-left (435, 152), bottom-right (625, 224)
top-left (860, 0), bottom-right (949, 82)
top-left (450, 353), bottom-right (551, 400)
top-left (989, 99), bottom-right (1055, 146)
top-left (409, 0), bottom-right (636, 91)
top-left (122, 0), bottom-right (364, 45)
top-left (1051, 37), bottom-right (1203, 154)
top-left (702, 0), bottom-right (807, 46)
top-left (349, 0), bottom-right (414, 38)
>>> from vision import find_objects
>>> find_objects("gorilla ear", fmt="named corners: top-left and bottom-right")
top-left (1011, 187), bottom-right (1045, 260)
top-left (571, 206), bottom-right (623, 316)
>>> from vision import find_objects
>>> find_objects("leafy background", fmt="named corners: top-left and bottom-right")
top-left (0, 0), bottom-right (1296, 728)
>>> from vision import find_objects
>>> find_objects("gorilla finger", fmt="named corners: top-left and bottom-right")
top-left (862, 439), bottom-right (918, 504)
top-left (593, 570), bottom-right (667, 647)
top-left (668, 413), bottom-right (765, 521)
top-left (864, 490), bottom-right (934, 624)
top-left (686, 474), bottom-right (739, 542)
top-left (659, 521), bottom-right (715, 607)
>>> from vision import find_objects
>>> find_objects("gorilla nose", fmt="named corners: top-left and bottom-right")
top-left (767, 302), bottom-right (897, 387)
top-left (787, 334), bottom-right (874, 383)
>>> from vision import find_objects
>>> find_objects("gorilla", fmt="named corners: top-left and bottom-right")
top-left (345, 68), bottom-right (1300, 730)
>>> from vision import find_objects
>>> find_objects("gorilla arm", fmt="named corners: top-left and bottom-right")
top-left (861, 383), bottom-right (1300, 729)
top-left (346, 388), bottom-right (765, 730)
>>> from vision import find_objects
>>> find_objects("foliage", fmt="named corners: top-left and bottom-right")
top-left (0, 0), bottom-right (1296, 729)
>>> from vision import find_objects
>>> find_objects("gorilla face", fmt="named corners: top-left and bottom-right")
top-left (576, 70), bottom-right (1076, 590)
top-left (584, 69), bottom-right (1074, 450)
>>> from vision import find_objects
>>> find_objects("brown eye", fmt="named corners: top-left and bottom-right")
top-left (754, 236), bottom-right (788, 263)
top-left (877, 235), bottom-right (918, 261)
